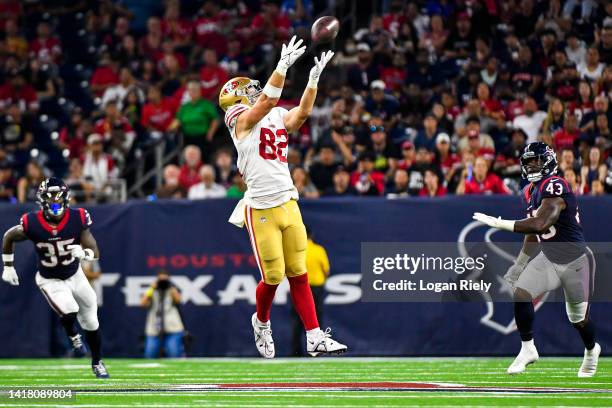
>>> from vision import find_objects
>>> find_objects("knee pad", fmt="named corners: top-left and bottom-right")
top-left (77, 308), bottom-right (99, 331)
top-left (566, 302), bottom-right (588, 324)
top-left (262, 258), bottom-right (285, 285)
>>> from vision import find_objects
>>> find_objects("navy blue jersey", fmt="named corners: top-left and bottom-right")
top-left (523, 175), bottom-right (586, 263)
top-left (20, 208), bottom-right (92, 280)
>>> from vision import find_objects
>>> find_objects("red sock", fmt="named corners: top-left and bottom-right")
top-left (288, 273), bottom-right (319, 330)
top-left (255, 280), bottom-right (277, 323)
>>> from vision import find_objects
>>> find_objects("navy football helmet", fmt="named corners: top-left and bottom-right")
top-left (37, 177), bottom-right (71, 219)
top-left (520, 142), bottom-right (558, 182)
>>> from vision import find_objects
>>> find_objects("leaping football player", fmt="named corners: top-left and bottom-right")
top-left (473, 142), bottom-right (599, 377)
top-left (1, 178), bottom-right (109, 378)
top-left (218, 36), bottom-right (347, 358)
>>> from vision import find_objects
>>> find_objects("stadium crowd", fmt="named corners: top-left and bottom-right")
top-left (0, 0), bottom-right (611, 203)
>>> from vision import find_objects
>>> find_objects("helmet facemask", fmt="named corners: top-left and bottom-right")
top-left (37, 180), bottom-right (71, 221)
top-left (238, 80), bottom-right (262, 106)
top-left (521, 153), bottom-right (557, 182)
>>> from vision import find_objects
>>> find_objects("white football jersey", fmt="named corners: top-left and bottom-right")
top-left (225, 104), bottom-right (296, 209)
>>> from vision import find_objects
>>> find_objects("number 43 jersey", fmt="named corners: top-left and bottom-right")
top-left (225, 104), bottom-right (295, 206)
top-left (524, 175), bottom-right (586, 263)
top-left (20, 208), bottom-right (92, 280)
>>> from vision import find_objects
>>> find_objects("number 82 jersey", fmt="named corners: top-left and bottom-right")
top-left (524, 175), bottom-right (586, 263)
top-left (225, 104), bottom-right (295, 202)
top-left (20, 208), bottom-right (92, 280)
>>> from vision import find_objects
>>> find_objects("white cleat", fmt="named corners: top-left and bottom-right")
top-left (507, 341), bottom-right (539, 374)
top-left (578, 343), bottom-right (601, 378)
top-left (307, 328), bottom-right (348, 357)
top-left (251, 313), bottom-right (275, 359)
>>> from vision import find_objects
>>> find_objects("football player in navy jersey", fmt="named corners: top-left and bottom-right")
top-left (1, 178), bottom-right (109, 379)
top-left (473, 142), bottom-right (599, 377)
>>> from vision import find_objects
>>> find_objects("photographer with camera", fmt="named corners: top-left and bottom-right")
top-left (140, 270), bottom-right (185, 358)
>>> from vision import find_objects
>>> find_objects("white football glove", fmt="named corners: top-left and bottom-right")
top-left (67, 245), bottom-right (94, 261)
top-left (2, 266), bottom-right (19, 286)
top-left (503, 251), bottom-right (530, 287)
top-left (472, 212), bottom-right (515, 232)
top-left (276, 36), bottom-right (306, 75)
top-left (307, 50), bottom-right (335, 89)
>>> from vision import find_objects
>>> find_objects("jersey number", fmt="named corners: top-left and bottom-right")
top-left (37, 239), bottom-right (75, 268)
top-left (545, 182), bottom-right (563, 195)
top-left (259, 128), bottom-right (288, 163)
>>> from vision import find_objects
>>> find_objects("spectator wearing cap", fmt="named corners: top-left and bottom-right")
top-left (188, 165), bottom-right (227, 200)
top-left (324, 165), bottom-right (357, 196)
top-left (368, 119), bottom-right (400, 174)
top-left (179, 145), bottom-right (203, 192)
top-left (512, 97), bottom-right (547, 143)
top-left (347, 42), bottom-right (378, 93)
top-left (351, 152), bottom-right (385, 196)
top-left (0, 69), bottom-right (38, 112)
top-left (457, 156), bottom-right (509, 195)
top-left (309, 144), bottom-right (338, 192)
top-left (578, 47), bottom-right (605, 82)
top-left (386, 168), bottom-right (410, 198)
top-left (419, 168), bottom-right (447, 197)
top-left (414, 112), bottom-right (439, 151)
top-left (0, 160), bottom-right (16, 201)
top-left (365, 80), bottom-right (400, 126)
top-left (199, 49), bottom-right (228, 101)
top-left (434, 133), bottom-right (460, 181)
top-left (82, 133), bottom-right (119, 193)
top-left (457, 116), bottom-right (495, 153)
top-left (170, 81), bottom-right (219, 161)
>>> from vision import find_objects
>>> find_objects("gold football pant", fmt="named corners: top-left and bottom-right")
top-left (244, 200), bottom-right (307, 285)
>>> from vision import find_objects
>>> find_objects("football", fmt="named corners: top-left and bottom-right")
top-left (311, 16), bottom-right (340, 43)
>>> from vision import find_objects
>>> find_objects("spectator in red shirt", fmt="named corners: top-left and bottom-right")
top-left (179, 145), bottom-right (203, 191)
top-left (193, 1), bottom-right (227, 56)
top-left (141, 86), bottom-right (175, 135)
top-left (139, 17), bottom-right (163, 60)
top-left (58, 107), bottom-right (93, 159)
top-left (29, 21), bottom-right (61, 64)
top-left (380, 53), bottom-right (407, 92)
top-left (199, 49), bottom-right (228, 101)
top-left (249, 1), bottom-right (290, 47)
top-left (434, 133), bottom-right (460, 180)
top-left (161, 1), bottom-right (193, 48)
top-left (458, 156), bottom-right (510, 195)
top-left (94, 101), bottom-right (136, 166)
top-left (90, 52), bottom-right (120, 97)
top-left (419, 168), bottom-right (447, 197)
top-left (351, 152), bottom-right (385, 196)
top-left (553, 113), bottom-right (580, 151)
top-left (476, 82), bottom-right (504, 122)
top-left (0, 70), bottom-right (38, 112)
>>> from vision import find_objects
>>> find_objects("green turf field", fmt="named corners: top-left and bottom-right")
top-left (0, 357), bottom-right (610, 407)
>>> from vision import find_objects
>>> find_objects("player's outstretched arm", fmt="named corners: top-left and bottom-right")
top-left (284, 50), bottom-right (334, 132)
top-left (80, 229), bottom-right (100, 260)
top-left (236, 36), bottom-right (306, 136)
top-left (2, 225), bottom-right (28, 286)
top-left (473, 197), bottom-right (565, 235)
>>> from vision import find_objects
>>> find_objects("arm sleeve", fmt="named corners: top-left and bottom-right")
top-left (79, 208), bottom-right (93, 229)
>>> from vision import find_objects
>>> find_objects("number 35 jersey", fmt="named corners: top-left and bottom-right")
top-left (225, 104), bottom-right (296, 207)
top-left (20, 208), bottom-right (92, 280)
top-left (523, 175), bottom-right (586, 263)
